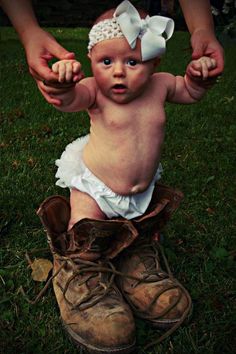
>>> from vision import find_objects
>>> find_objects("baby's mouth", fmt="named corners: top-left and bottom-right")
top-left (113, 84), bottom-right (126, 89)
top-left (112, 84), bottom-right (127, 93)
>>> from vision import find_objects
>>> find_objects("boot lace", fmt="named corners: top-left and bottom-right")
top-left (21, 242), bottom-right (192, 349)
top-left (57, 256), bottom-right (120, 310)
top-left (118, 240), bottom-right (193, 349)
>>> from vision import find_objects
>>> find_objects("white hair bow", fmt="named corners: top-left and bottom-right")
top-left (114, 0), bottom-right (174, 61)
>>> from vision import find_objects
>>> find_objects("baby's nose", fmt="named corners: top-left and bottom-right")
top-left (113, 62), bottom-right (125, 77)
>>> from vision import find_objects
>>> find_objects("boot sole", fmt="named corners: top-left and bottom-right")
top-left (62, 320), bottom-right (136, 354)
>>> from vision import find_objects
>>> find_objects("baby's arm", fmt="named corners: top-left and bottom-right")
top-left (167, 56), bottom-right (216, 104)
top-left (38, 59), bottom-right (96, 111)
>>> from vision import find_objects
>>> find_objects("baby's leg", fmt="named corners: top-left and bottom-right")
top-left (68, 188), bottom-right (106, 230)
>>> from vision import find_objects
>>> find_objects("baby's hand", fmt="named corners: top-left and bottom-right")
top-left (52, 59), bottom-right (83, 83)
top-left (39, 59), bottom-right (84, 106)
top-left (187, 56), bottom-right (217, 80)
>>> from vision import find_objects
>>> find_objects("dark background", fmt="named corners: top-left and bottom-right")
top-left (0, 1), bottom-right (235, 30)
top-left (0, 0), bottom-right (184, 28)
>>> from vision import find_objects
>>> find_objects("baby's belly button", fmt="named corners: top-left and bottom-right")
top-left (130, 183), bottom-right (147, 194)
top-left (110, 182), bottom-right (147, 195)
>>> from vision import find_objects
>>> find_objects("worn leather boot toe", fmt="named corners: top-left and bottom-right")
top-left (117, 184), bottom-right (192, 333)
top-left (117, 239), bottom-right (191, 329)
top-left (37, 195), bottom-right (137, 354)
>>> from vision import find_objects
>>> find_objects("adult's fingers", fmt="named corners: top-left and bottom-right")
top-left (207, 51), bottom-right (224, 77)
top-left (191, 41), bottom-right (205, 60)
top-left (42, 79), bottom-right (75, 89)
top-left (29, 61), bottom-right (59, 82)
top-left (48, 41), bottom-right (75, 61)
top-left (28, 51), bottom-right (75, 82)
top-left (37, 82), bottom-right (62, 106)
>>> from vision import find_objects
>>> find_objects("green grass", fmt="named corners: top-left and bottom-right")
top-left (0, 27), bottom-right (236, 354)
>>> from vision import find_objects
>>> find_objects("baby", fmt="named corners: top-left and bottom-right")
top-left (40, 0), bottom-right (216, 230)
top-left (37, 1), bottom-right (218, 352)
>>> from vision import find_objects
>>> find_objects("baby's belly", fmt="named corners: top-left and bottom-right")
top-left (94, 169), bottom-right (154, 196)
top-left (83, 145), bottom-right (160, 195)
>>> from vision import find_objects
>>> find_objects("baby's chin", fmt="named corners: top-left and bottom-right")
top-left (109, 90), bottom-right (139, 104)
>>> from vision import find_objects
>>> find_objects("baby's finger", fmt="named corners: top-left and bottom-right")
top-left (52, 62), bottom-right (59, 74)
top-left (65, 62), bottom-right (73, 82)
top-left (191, 60), bottom-right (202, 70)
top-left (191, 62), bottom-right (203, 74)
top-left (73, 71), bottom-right (85, 82)
top-left (72, 61), bottom-right (81, 74)
top-left (201, 61), bottom-right (209, 80)
top-left (58, 62), bottom-right (66, 82)
top-left (188, 66), bottom-right (201, 77)
top-left (209, 58), bottom-right (217, 69)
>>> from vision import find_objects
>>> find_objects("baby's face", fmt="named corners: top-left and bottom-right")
top-left (89, 38), bottom-right (158, 103)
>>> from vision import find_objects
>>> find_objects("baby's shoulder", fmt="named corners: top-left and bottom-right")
top-left (152, 72), bottom-right (176, 93)
top-left (79, 76), bottom-right (98, 99)
top-left (80, 76), bottom-right (96, 88)
top-left (152, 72), bottom-right (175, 85)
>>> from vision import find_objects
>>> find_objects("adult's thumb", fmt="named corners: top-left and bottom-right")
top-left (64, 52), bottom-right (76, 59)
top-left (191, 43), bottom-right (204, 60)
top-left (50, 42), bottom-right (75, 60)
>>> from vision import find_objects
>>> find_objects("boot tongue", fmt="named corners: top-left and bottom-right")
top-left (68, 223), bottom-right (119, 260)
top-left (52, 218), bottom-right (138, 261)
top-left (53, 229), bottom-right (108, 261)
top-left (51, 232), bottom-right (71, 254)
top-left (69, 229), bottom-right (106, 261)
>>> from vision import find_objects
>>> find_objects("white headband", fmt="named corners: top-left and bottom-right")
top-left (88, 0), bottom-right (174, 61)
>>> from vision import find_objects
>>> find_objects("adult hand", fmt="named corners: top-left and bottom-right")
top-left (23, 27), bottom-right (76, 82)
top-left (37, 79), bottom-right (75, 106)
top-left (22, 27), bottom-right (84, 104)
top-left (190, 29), bottom-right (224, 78)
top-left (37, 59), bottom-right (84, 106)
top-left (187, 56), bottom-right (216, 80)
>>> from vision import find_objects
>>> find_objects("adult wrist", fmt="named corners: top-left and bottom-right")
top-left (191, 27), bottom-right (216, 37)
top-left (19, 25), bottom-right (44, 47)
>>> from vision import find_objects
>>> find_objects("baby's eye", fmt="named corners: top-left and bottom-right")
top-left (103, 58), bottom-right (111, 65)
top-left (127, 59), bottom-right (138, 66)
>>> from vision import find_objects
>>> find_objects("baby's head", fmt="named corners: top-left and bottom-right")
top-left (88, 0), bottom-right (174, 63)
top-left (87, 1), bottom-right (174, 104)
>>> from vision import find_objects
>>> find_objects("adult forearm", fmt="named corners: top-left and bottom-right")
top-left (179, 0), bottom-right (215, 34)
top-left (0, 0), bottom-right (39, 42)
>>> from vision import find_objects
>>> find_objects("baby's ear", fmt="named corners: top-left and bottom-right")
top-left (87, 52), bottom-right (91, 60)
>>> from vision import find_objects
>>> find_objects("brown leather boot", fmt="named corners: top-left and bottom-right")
top-left (116, 184), bottom-right (192, 332)
top-left (37, 195), bottom-right (137, 354)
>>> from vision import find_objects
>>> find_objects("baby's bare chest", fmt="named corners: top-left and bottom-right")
top-left (90, 98), bottom-right (166, 132)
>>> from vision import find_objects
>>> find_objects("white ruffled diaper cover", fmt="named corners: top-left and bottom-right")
top-left (55, 135), bottom-right (163, 219)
